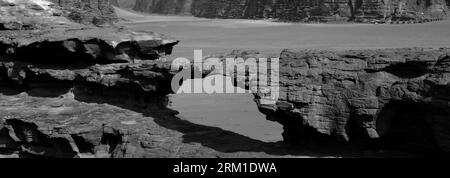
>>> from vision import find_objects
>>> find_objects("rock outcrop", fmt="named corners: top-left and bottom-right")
top-left (3, 0), bottom-right (450, 158)
top-left (0, 0), bottom-right (213, 158)
top-left (0, 27), bottom-right (179, 64)
top-left (48, 0), bottom-right (118, 26)
top-left (229, 48), bottom-right (450, 156)
top-left (127, 0), bottom-right (449, 22)
top-left (1, 0), bottom-right (179, 62)
top-left (133, 0), bottom-right (193, 15)
top-left (0, 0), bottom-right (179, 158)
top-left (1, 0), bottom-right (311, 158)
top-left (0, 60), bottom-right (177, 158)
top-left (0, 0), bottom-right (119, 26)
top-left (109, 0), bottom-right (135, 9)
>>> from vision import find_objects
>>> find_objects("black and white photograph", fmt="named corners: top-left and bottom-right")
top-left (0, 0), bottom-right (449, 175)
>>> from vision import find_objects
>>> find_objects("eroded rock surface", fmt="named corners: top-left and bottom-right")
top-left (0, 0), bottom-right (319, 158)
top-left (0, 27), bottom-right (179, 64)
top-left (48, 0), bottom-right (118, 26)
top-left (3, 0), bottom-right (450, 158)
top-left (232, 48), bottom-right (450, 156)
top-left (125, 0), bottom-right (449, 22)
top-left (0, 1), bottom-right (179, 64)
top-left (0, 59), bottom-right (314, 158)
top-left (0, 0), bottom-right (216, 158)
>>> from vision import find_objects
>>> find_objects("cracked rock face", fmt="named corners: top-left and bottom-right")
top-left (244, 48), bottom-right (450, 155)
top-left (0, 0), bottom-right (211, 158)
top-left (2, 1), bottom-right (450, 158)
top-left (0, 1), bottom-right (179, 64)
top-left (190, 48), bottom-right (450, 156)
top-left (1, 0), bottom-right (308, 159)
top-left (0, 0), bottom-right (65, 30)
top-left (0, 56), bottom-right (284, 158)
top-left (126, 0), bottom-right (449, 22)
top-left (48, 0), bottom-right (118, 26)
top-left (0, 0), bottom-right (118, 27)
top-left (0, 89), bottom-right (178, 158)
top-left (0, 27), bottom-right (179, 64)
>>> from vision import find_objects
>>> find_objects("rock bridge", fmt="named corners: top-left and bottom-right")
top-left (0, 0), bottom-right (449, 158)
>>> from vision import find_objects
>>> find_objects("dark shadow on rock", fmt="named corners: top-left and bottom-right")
top-left (383, 61), bottom-right (430, 78)
top-left (1, 82), bottom-right (365, 157)
top-left (25, 87), bottom-right (72, 98)
top-left (0, 58), bottom-right (99, 70)
top-left (375, 100), bottom-right (450, 157)
top-left (2, 78), bottom-right (445, 157)
top-left (49, 82), bottom-right (357, 157)
top-left (0, 86), bottom-right (23, 96)
top-left (1, 82), bottom-right (72, 98)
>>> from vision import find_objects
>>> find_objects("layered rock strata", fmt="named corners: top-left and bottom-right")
top-left (49, 0), bottom-right (119, 25)
top-left (1, 0), bottom-right (310, 159)
top-left (0, 0), bottom-right (225, 158)
top-left (221, 48), bottom-right (450, 156)
top-left (127, 0), bottom-right (449, 22)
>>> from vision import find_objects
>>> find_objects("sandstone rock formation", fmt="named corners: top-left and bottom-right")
top-left (109, 0), bottom-right (135, 9)
top-left (48, 0), bottom-right (118, 26)
top-left (1, 0), bottom-right (314, 158)
top-left (2, 0), bottom-right (450, 158)
top-left (198, 47), bottom-right (450, 156)
top-left (133, 0), bottom-right (193, 15)
top-left (1, 0), bottom-right (179, 62)
top-left (0, 27), bottom-right (179, 63)
top-left (0, 0), bottom-right (118, 26)
top-left (226, 48), bottom-right (450, 156)
top-left (0, 0), bottom-right (204, 158)
top-left (110, 0), bottom-right (136, 9)
top-left (126, 0), bottom-right (449, 22)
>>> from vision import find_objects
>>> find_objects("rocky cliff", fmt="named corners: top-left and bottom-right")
top-left (2, 0), bottom-right (450, 158)
top-left (0, 0), bottom-right (311, 158)
top-left (221, 48), bottom-right (450, 156)
top-left (132, 0), bottom-right (193, 15)
top-left (0, 0), bottom-right (221, 158)
top-left (128, 0), bottom-right (449, 22)
top-left (0, 0), bottom-right (179, 158)
top-left (109, 0), bottom-right (135, 9)
top-left (48, 0), bottom-right (118, 25)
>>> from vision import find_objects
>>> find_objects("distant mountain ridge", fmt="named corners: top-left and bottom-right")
top-left (111, 0), bottom-right (450, 22)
